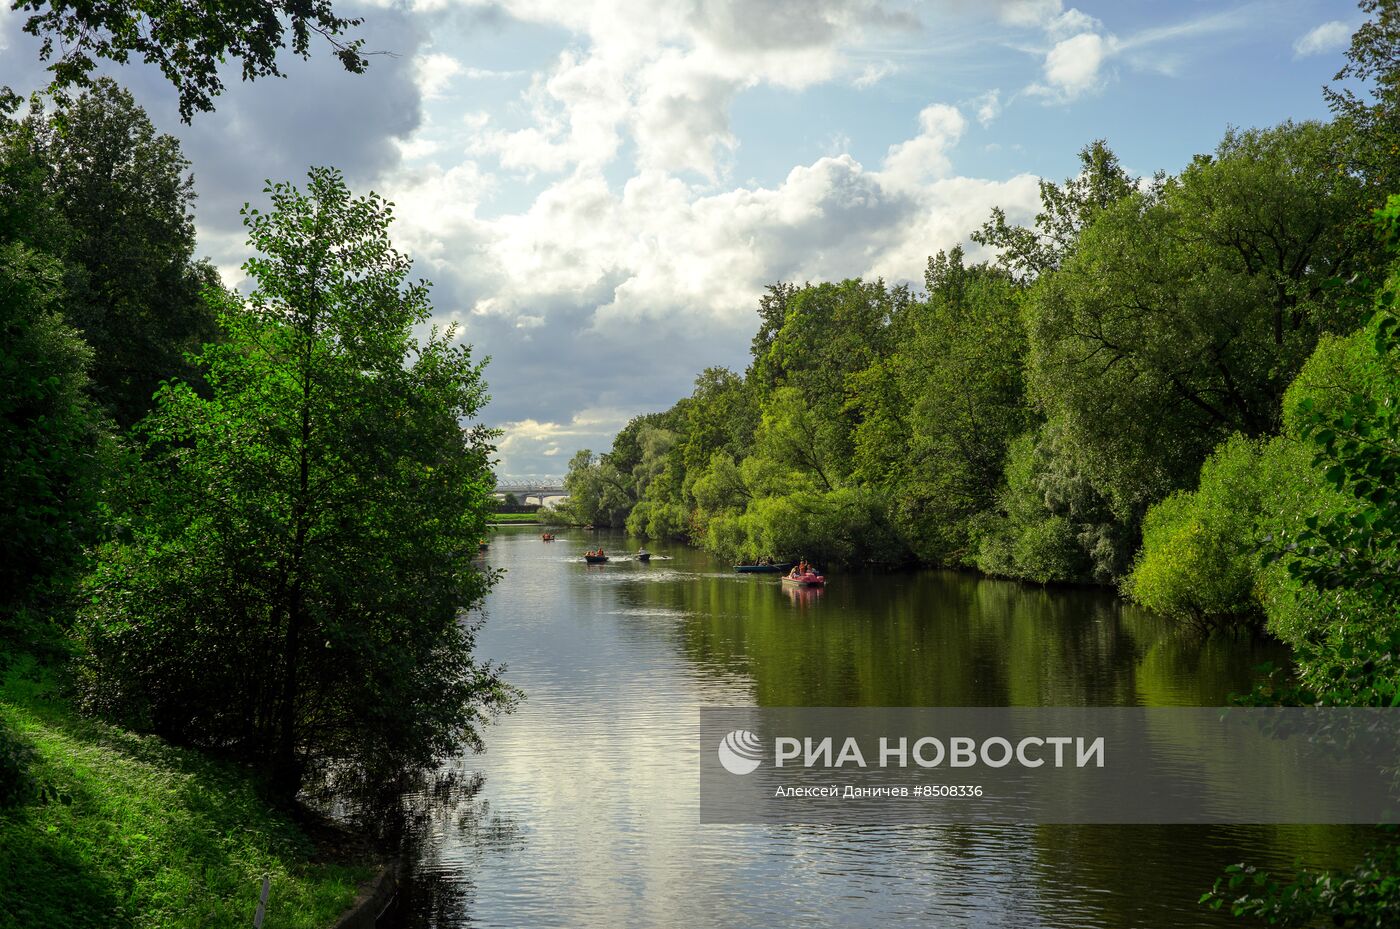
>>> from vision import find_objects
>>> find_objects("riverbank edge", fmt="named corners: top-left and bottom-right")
top-left (329, 859), bottom-right (400, 929)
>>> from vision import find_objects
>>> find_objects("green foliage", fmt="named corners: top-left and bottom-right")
top-left (873, 249), bottom-right (1032, 562)
top-left (0, 240), bottom-right (108, 632)
top-left (973, 139), bottom-right (1139, 282)
top-left (1, 81), bottom-right (221, 427)
top-left (1203, 194), bottom-right (1400, 928)
top-left (78, 168), bottom-right (512, 801)
top-left (561, 448), bottom-right (634, 527)
top-left (1326, 0), bottom-right (1400, 198)
top-left (1202, 842), bottom-right (1400, 927)
top-left (490, 512), bottom-right (540, 524)
top-left (1127, 436), bottom-right (1275, 628)
top-left (18, 0), bottom-right (367, 120)
top-left (0, 656), bottom-right (371, 928)
top-left (1026, 122), bottom-right (1373, 537)
top-left (971, 420), bottom-right (1133, 584)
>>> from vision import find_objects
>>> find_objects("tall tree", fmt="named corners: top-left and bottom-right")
top-left (42, 80), bottom-right (220, 426)
top-left (0, 239), bottom-right (107, 635)
top-left (973, 140), bottom-right (1139, 282)
top-left (1026, 121), bottom-right (1372, 535)
top-left (1326, 0), bottom-right (1400, 197)
top-left (79, 168), bottom-right (510, 799)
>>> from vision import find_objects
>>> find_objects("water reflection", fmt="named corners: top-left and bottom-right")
top-left (392, 528), bottom-right (1367, 928)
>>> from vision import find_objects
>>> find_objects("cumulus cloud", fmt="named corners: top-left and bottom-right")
top-left (996, 0), bottom-right (1115, 101)
top-left (1036, 31), bottom-right (1115, 100)
top-left (1011, 2), bottom-right (1257, 104)
top-left (1294, 20), bottom-right (1352, 58)
top-left (376, 99), bottom-right (1042, 474)
top-left (415, 52), bottom-right (464, 98)
top-left (995, 0), bottom-right (1099, 39)
top-left (0, 0), bottom-right (1046, 476)
top-left (879, 104), bottom-right (967, 190)
top-left (459, 0), bottom-right (919, 180)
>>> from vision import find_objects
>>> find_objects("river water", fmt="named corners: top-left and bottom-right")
top-left (390, 527), bottom-right (1362, 928)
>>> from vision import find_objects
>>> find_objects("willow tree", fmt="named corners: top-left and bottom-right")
top-left (80, 168), bottom-right (511, 800)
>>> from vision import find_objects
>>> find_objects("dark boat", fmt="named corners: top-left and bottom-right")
top-left (734, 562), bottom-right (793, 574)
top-left (637, 551), bottom-right (651, 562)
top-left (584, 554), bottom-right (609, 564)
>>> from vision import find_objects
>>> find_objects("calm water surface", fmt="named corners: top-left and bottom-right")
top-left (391, 527), bottom-right (1362, 928)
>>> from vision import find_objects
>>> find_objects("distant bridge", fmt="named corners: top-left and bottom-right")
top-left (495, 481), bottom-right (568, 506)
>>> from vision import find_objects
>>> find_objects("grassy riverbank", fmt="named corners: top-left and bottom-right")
top-left (0, 655), bottom-right (374, 929)
top-left (489, 512), bottom-right (541, 524)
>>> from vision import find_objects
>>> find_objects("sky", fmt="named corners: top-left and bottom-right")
top-left (0, 0), bottom-right (1364, 479)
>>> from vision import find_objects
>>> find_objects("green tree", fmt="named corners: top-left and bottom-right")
top-left (1326, 0), bottom-right (1400, 197)
top-left (562, 449), bottom-right (634, 527)
top-left (973, 140), bottom-right (1139, 282)
top-left (865, 248), bottom-right (1032, 563)
top-left (78, 168), bottom-right (510, 800)
top-left (17, 0), bottom-right (368, 120)
top-left (1026, 121), bottom-right (1371, 546)
top-left (41, 81), bottom-right (221, 426)
top-left (1126, 436), bottom-right (1278, 629)
top-left (0, 240), bottom-right (108, 637)
top-left (1202, 197), bottom-right (1400, 928)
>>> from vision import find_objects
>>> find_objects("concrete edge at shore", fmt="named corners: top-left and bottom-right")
top-left (330, 859), bottom-right (400, 929)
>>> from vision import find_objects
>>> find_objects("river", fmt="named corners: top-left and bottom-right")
top-left (388, 527), bottom-right (1364, 928)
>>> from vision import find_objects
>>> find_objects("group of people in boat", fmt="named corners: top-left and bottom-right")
top-left (585, 548), bottom-right (607, 558)
top-left (737, 556), bottom-right (780, 567)
top-left (788, 559), bottom-right (817, 578)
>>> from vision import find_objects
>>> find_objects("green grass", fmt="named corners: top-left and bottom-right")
top-left (0, 656), bottom-right (373, 929)
top-left (489, 512), bottom-right (540, 524)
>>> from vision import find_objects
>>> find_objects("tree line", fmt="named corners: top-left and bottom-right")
top-left (565, 114), bottom-right (1387, 610)
top-left (1, 80), bottom-right (509, 807)
top-left (565, 4), bottom-right (1400, 917)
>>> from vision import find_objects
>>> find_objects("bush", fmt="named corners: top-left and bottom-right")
top-left (1127, 436), bottom-right (1272, 627)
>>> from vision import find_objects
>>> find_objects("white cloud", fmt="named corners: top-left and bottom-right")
top-left (461, 66), bottom-right (526, 80)
top-left (1012, 3), bottom-right (1258, 104)
top-left (386, 102), bottom-right (1038, 350)
top-left (495, 409), bottom-right (637, 478)
top-left (1034, 31), bottom-right (1115, 100)
top-left (1294, 20), bottom-right (1351, 58)
top-left (996, 0), bottom-right (1099, 40)
top-left (879, 104), bottom-right (967, 190)
top-left (854, 60), bottom-right (897, 88)
top-left (415, 52), bottom-right (464, 99)
top-left (973, 88), bottom-right (1002, 127)
top-left (458, 0), bottom-right (918, 179)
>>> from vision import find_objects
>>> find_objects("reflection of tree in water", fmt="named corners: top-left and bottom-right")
top-left (383, 767), bottom-right (525, 928)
